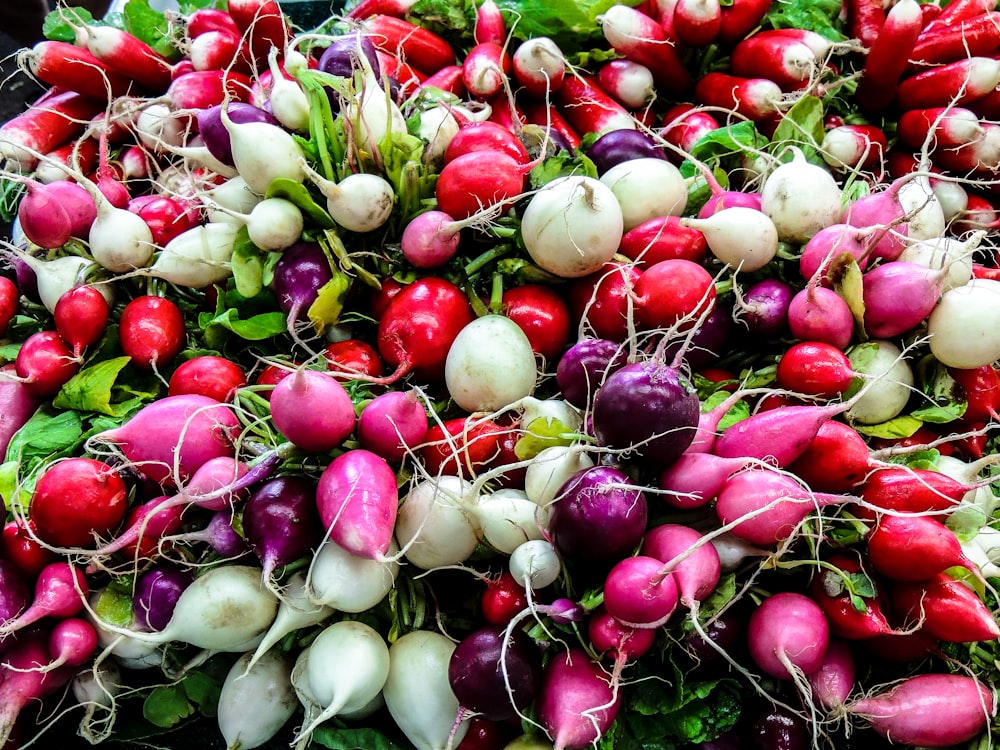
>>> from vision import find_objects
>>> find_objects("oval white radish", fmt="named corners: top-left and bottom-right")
top-left (846, 340), bottom-right (914, 425)
top-left (521, 175), bottom-right (624, 278)
top-left (221, 107), bottom-right (307, 194)
top-left (218, 650), bottom-right (297, 750)
top-left (307, 537), bottom-right (400, 613)
top-left (395, 475), bottom-right (482, 569)
top-left (140, 222), bottom-right (239, 288)
top-left (445, 315), bottom-right (538, 412)
top-left (245, 570), bottom-right (333, 672)
top-left (300, 160), bottom-right (395, 233)
top-left (598, 157), bottom-right (687, 230)
top-left (927, 278), bottom-right (1000, 369)
top-left (474, 488), bottom-right (548, 554)
top-left (382, 630), bottom-right (469, 750)
top-left (760, 146), bottom-right (843, 242)
top-left (680, 207), bottom-right (778, 272)
top-left (524, 445), bottom-right (595, 506)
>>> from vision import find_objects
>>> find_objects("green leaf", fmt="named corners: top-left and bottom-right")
top-left (52, 356), bottom-right (133, 416)
top-left (490, 0), bottom-right (642, 48)
top-left (122, 0), bottom-right (183, 61)
top-left (4, 408), bottom-right (85, 468)
top-left (42, 6), bottom-right (94, 42)
top-left (529, 151), bottom-right (599, 188)
top-left (312, 726), bottom-right (409, 750)
top-left (911, 402), bottom-right (966, 424)
top-left (307, 270), bottom-right (353, 333)
top-left (514, 416), bottom-right (577, 460)
top-left (144, 684), bottom-right (195, 729)
top-left (680, 121), bottom-right (767, 179)
top-left (770, 95), bottom-right (826, 161)
top-left (832, 257), bottom-right (866, 334)
top-left (854, 415), bottom-right (924, 439)
top-left (199, 309), bottom-right (289, 342)
top-left (266, 179), bottom-right (336, 229)
top-left (765, 0), bottom-right (847, 41)
top-left (947, 504), bottom-right (989, 543)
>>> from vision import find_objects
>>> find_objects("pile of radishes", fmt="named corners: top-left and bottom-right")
top-left (3, 0), bottom-right (1000, 748)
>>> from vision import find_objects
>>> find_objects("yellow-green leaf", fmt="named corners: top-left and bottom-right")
top-left (52, 356), bottom-right (133, 416)
top-left (308, 270), bottom-right (353, 334)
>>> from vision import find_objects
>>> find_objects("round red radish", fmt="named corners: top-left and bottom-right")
top-left (119, 295), bottom-right (186, 371)
top-left (775, 341), bottom-right (855, 399)
top-left (787, 419), bottom-right (871, 493)
top-left (480, 571), bottom-right (528, 625)
top-left (127, 194), bottom-right (192, 247)
top-left (568, 261), bottom-right (641, 342)
top-left (14, 330), bottom-right (80, 398)
top-left (53, 285), bottom-right (109, 358)
top-left (28, 457), bottom-right (128, 548)
top-left (435, 151), bottom-right (528, 220)
top-left (502, 283), bottom-right (572, 362)
top-left (168, 355), bottom-right (247, 402)
top-left (323, 338), bottom-right (385, 381)
top-left (444, 121), bottom-right (529, 165)
top-left (0, 520), bottom-right (58, 580)
top-left (633, 258), bottom-right (716, 331)
top-left (0, 277), bottom-right (18, 335)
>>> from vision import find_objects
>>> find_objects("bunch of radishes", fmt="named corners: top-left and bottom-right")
top-left (2, 0), bottom-right (1000, 748)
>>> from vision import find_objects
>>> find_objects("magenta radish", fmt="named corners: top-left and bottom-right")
top-left (15, 179), bottom-right (97, 249)
top-left (535, 647), bottom-right (622, 750)
top-left (399, 209), bottom-right (465, 269)
top-left (798, 223), bottom-right (871, 282)
top-left (680, 207), bottom-right (778, 272)
top-left (512, 36), bottom-right (566, 97)
top-left (861, 260), bottom-right (947, 338)
top-left (218, 649), bottom-right (298, 750)
top-left (44, 617), bottom-right (98, 671)
top-left (357, 388), bottom-right (429, 463)
top-left (316, 448), bottom-right (398, 560)
top-left (602, 555), bottom-right (679, 628)
top-left (787, 284), bottom-right (855, 350)
top-left (845, 674), bottom-right (994, 747)
top-left (747, 591), bottom-right (829, 680)
top-left (242, 475), bottom-right (324, 586)
top-left (444, 314), bottom-right (537, 412)
top-left (640, 524), bottom-right (721, 607)
top-left (14, 329), bottom-right (80, 399)
top-left (307, 536), bottom-right (400, 613)
top-left (86, 394), bottom-right (240, 487)
top-left (588, 605), bottom-right (657, 677)
top-left (382, 629), bottom-right (469, 750)
top-left (269, 369), bottom-right (356, 453)
top-left (0, 562), bottom-right (88, 637)
top-left (0, 629), bottom-right (74, 745)
top-left (658, 453), bottom-right (752, 509)
top-left (842, 174), bottom-right (945, 261)
top-left (808, 639), bottom-right (856, 711)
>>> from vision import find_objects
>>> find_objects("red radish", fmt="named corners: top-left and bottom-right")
top-left (949, 364), bottom-right (1000, 423)
top-left (597, 59), bottom-right (655, 110)
top-left (435, 150), bottom-right (532, 220)
top-left (53, 285), bottom-right (109, 360)
top-left (854, 0), bottom-right (923, 113)
top-left (535, 647), bottom-right (622, 750)
top-left (897, 107), bottom-right (984, 150)
top-left (716, 0), bottom-right (773, 44)
top-left (909, 11), bottom-right (1000, 66)
top-left (747, 591), bottom-right (830, 680)
top-left (895, 57), bottom-right (1000, 110)
top-left (168, 356), bottom-right (247, 402)
top-left (0, 521), bottom-right (57, 581)
top-left (359, 14), bottom-right (456, 75)
top-left (86, 394), bottom-right (241, 487)
top-left (502, 283), bottom-right (572, 362)
top-left (118, 296), bottom-right (186, 372)
top-left (29, 457), bottom-right (127, 549)
top-left (0, 562), bottom-right (88, 636)
top-left (14, 330), bottom-right (80, 399)
top-left (187, 7), bottom-right (241, 37)
top-left (808, 551), bottom-right (893, 640)
top-left (891, 572), bottom-right (1000, 642)
top-left (270, 369), bottom-right (356, 453)
top-left (189, 29), bottom-right (248, 73)
top-left (316, 449), bottom-right (398, 560)
top-left (775, 342), bottom-right (855, 399)
top-left (845, 673), bottom-right (994, 747)
top-left (632, 258), bottom-right (716, 331)
top-left (567, 261), bottom-right (641, 342)
top-left (602, 555), bottom-right (679, 628)
top-left (0, 629), bottom-right (74, 745)
top-left (860, 466), bottom-right (976, 514)
top-left (867, 514), bottom-right (982, 582)
top-left (480, 572), bottom-right (528, 626)
top-left (660, 104), bottom-right (720, 157)
top-left (127, 195), bottom-right (193, 248)
top-left (443, 121), bottom-right (530, 165)
top-left (165, 69), bottom-right (255, 110)
top-left (78, 24), bottom-right (173, 93)
top-left (376, 277), bottom-right (475, 382)
top-left (921, 0), bottom-right (995, 35)
top-left (694, 72), bottom-right (782, 122)
top-left (90, 498), bottom-right (187, 565)
top-left (463, 41), bottom-right (511, 100)
top-left (420, 64), bottom-right (467, 95)
top-left (226, 0), bottom-right (292, 65)
top-left (787, 419), bottom-right (871, 493)
top-left (730, 32), bottom-right (819, 91)
top-left (420, 416), bottom-right (506, 477)
top-left (21, 40), bottom-right (132, 100)
top-left (553, 73), bottom-right (638, 136)
top-left (588, 605), bottom-right (657, 686)
top-left (0, 89), bottom-right (104, 172)
top-left (512, 36), bottom-right (566, 98)
top-left (844, 0), bottom-right (884, 47)
top-left (672, 0), bottom-right (721, 47)
top-left (600, 3), bottom-right (692, 95)
top-left (618, 216), bottom-right (708, 266)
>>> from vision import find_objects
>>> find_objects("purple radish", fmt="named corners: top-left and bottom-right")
top-left (0, 560), bottom-right (30, 632)
top-left (271, 241), bottom-right (334, 331)
top-left (548, 465), bottom-right (648, 561)
top-left (242, 476), bottom-right (324, 584)
top-left (270, 369), bottom-right (356, 453)
top-left (448, 625), bottom-right (542, 721)
top-left (133, 564), bottom-right (194, 632)
top-left (535, 647), bottom-right (622, 750)
top-left (316, 448), bottom-right (398, 560)
top-left (86, 395), bottom-right (241, 487)
top-left (735, 277), bottom-right (794, 339)
top-left (166, 509), bottom-right (251, 558)
top-left (0, 562), bottom-right (88, 637)
top-left (639, 524), bottom-right (721, 607)
top-left (356, 389), bottom-right (429, 463)
top-left (747, 591), bottom-right (830, 680)
top-left (555, 337), bottom-right (628, 409)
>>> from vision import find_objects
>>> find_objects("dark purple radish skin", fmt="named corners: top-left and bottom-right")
top-left (318, 33), bottom-right (381, 80)
top-left (586, 129), bottom-right (668, 174)
top-left (196, 102), bottom-right (282, 167)
top-left (170, 509), bottom-right (250, 557)
top-left (535, 647), bottom-right (622, 750)
top-left (747, 591), bottom-right (830, 681)
top-left (555, 338), bottom-right (628, 409)
top-left (808, 638), bottom-right (855, 711)
top-left (602, 556), bottom-right (679, 629)
top-left (242, 475), bottom-right (324, 584)
top-left (271, 241), bottom-right (334, 329)
top-left (658, 453), bottom-right (752, 510)
top-left (749, 702), bottom-right (811, 750)
top-left (133, 565), bottom-right (194, 632)
top-left (447, 625), bottom-right (542, 721)
top-left (639, 524), bottom-right (721, 607)
top-left (0, 560), bottom-right (30, 637)
top-left (663, 302), bottom-right (732, 371)
top-left (85, 395), bottom-right (241, 488)
top-left (592, 360), bottom-right (701, 465)
top-left (548, 465), bottom-right (648, 561)
top-left (736, 278), bottom-right (794, 339)
top-left (844, 673), bottom-right (994, 747)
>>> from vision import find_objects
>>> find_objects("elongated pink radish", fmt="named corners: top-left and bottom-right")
top-left (536, 647), bottom-right (622, 750)
top-left (0, 562), bottom-right (88, 637)
top-left (658, 453), bottom-right (753, 509)
top-left (86, 394), bottom-right (241, 487)
top-left (855, 0), bottom-right (923, 113)
top-left (845, 674), bottom-right (994, 747)
top-left (861, 260), bottom-right (947, 338)
top-left (316, 449), bottom-right (398, 560)
top-left (15, 178), bottom-right (97, 250)
top-left (0, 89), bottom-right (104, 172)
top-left (748, 592), bottom-right (829, 680)
top-left (0, 629), bottom-right (75, 745)
top-left (600, 3), bottom-right (692, 95)
top-left (715, 468), bottom-right (851, 546)
top-left (45, 617), bottom-right (98, 671)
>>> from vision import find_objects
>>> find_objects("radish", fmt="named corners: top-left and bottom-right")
top-left (867, 513), bottom-right (982, 582)
top-left (927, 278), bottom-right (1000, 368)
top-left (0, 629), bottom-right (74, 745)
top-left (509, 539), bottom-right (563, 590)
top-left (760, 147), bottom-right (843, 243)
top-left (657, 452), bottom-right (753, 509)
top-left (118, 295), bottom-right (186, 372)
top-left (14, 330), bottom-right (80, 399)
top-left (512, 36), bottom-right (567, 97)
top-left (299, 160), bottom-right (395, 233)
top-left (747, 591), bottom-right (829, 680)
top-left (602, 555), bottom-right (679, 628)
top-left (821, 124), bottom-right (887, 171)
top-left (134, 222), bottom-right (240, 288)
top-left (896, 57), bottom-right (1000, 111)
top-left (891, 572), bottom-right (1000, 642)
top-left (293, 619), bottom-right (390, 743)
top-left (640, 524), bottom-right (721, 608)
top-left (86, 394), bottom-right (240, 487)
top-left (524, 445), bottom-right (596, 506)
top-left (861, 260), bottom-right (949, 338)
top-left (269, 368), bottom-right (356, 453)
top-left (473, 488), bottom-right (548, 554)
top-left (554, 74), bottom-right (638, 137)
top-left (28, 457), bottom-right (127, 549)
top-left (219, 105), bottom-right (306, 195)
top-left (307, 536), bottom-right (400, 613)
top-left (245, 570), bottom-right (332, 672)
top-left (449, 625), bottom-right (541, 722)
top-left (357, 388), bottom-right (429, 463)
top-left (15, 178), bottom-right (97, 249)
top-left (218, 649), bottom-right (297, 750)
top-left (854, 0), bottom-right (923, 113)
top-left (316, 448), bottom-right (398, 560)
top-left (396, 475), bottom-right (481, 569)
top-left (845, 340), bottom-right (914, 425)
top-left (242, 475), bottom-right (324, 587)
top-left (598, 158), bottom-right (687, 231)
top-left (45, 617), bottom-right (98, 672)
top-left (680, 207), bottom-right (779, 272)
top-left (536, 647), bottom-right (622, 750)
top-left (844, 673), bottom-right (994, 747)
top-left (444, 315), bottom-right (538, 412)
top-left (599, 3), bottom-right (691, 94)
top-left (0, 562), bottom-right (88, 637)
top-left (71, 658), bottom-right (121, 743)
top-left (693, 72), bottom-right (783, 121)
top-left (133, 565), bottom-right (193, 631)
top-left (3, 253), bottom-right (101, 315)
top-left (598, 59), bottom-right (656, 110)
top-left (382, 630), bottom-right (469, 749)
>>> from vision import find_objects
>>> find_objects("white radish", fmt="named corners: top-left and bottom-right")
top-left (382, 630), bottom-right (468, 750)
top-left (760, 146), bottom-right (843, 242)
top-left (598, 157), bottom-right (687, 230)
top-left (346, 44), bottom-right (408, 152)
top-left (896, 174), bottom-right (947, 242)
top-left (138, 222), bottom-right (239, 287)
top-left (218, 650), bottom-right (297, 750)
top-left (237, 197), bottom-right (304, 251)
top-left (395, 476), bottom-right (482, 570)
top-left (509, 539), bottom-right (562, 589)
top-left (134, 103), bottom-right (186, 152)
top-left (680, 207), bottom-right (778, 272)
top-left (72, 659), bottom-right (122, 744)
top-left (293, 620), bottom-right (391, 744)
top-left (299, 160), bottom-right (395, 233)
top-left (267, 48), bottom-right (311, 132)
top-left (520, 396), bottom-right (583, 435)
top-left (307, 537), bottom-right (400, 613)
top-left (928, 278), bottom-right (1000, 368)
top-left (9, 253), bottom-right (108, 313)
top-left (413, 104), bottom-right (461, 168)
top-left (520, 175), bottom-right (624, 278)
top-left (221, 106), bottom-right (307, 194)
top-left (88, 203), bottom-right (155, 273)
top-left (246, 571), bottom-right (333, 672)
top-left (898, 231), bottom-right (983, 292)
top-left (205, 175), bottom-right (263, 224)
top-left (524, 445), bottom-right (595, 506)
top-left (474, 488), bottom-right (548, 554)
top-left (445, 315), bottom-right (538, 412)
top-left (846, 340), bottom-right (915, 425)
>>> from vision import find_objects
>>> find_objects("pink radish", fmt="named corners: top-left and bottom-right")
top-left (808, 638), bottom-right (856, 710)
top-left (316, 449), bottom-right (399, 560)
top-left (0, 562), bottom-right (88, 637)
top-left (658, 453), bottom-right (755, 509)
top-left (602, 556), bottom-right (679, 628)
top-left (639, 524), bottom-right (721, 607)
top-left (15, 179), bottom-right (97, 249)
top-left (0, 629), bottom-right (75, 745)
top-left (536, 647), bottom-right (622, 750)
top-left (45, 617), bottom-right (98, 671)
top-left (269, 369), bottom-right (356, 453)
top-left (747, 591), bottom-right (830, 680)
